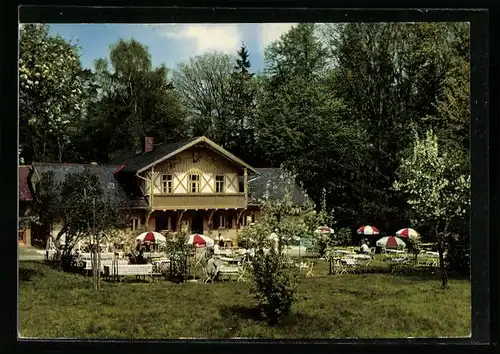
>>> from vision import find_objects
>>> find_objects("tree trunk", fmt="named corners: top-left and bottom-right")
top-left (437, 222), bottom-right (449, 289)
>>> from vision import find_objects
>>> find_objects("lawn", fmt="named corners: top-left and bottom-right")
top-left (18, 260), bottom-right (471, 339)
top-left (18, 246), bottom-right (43, 255)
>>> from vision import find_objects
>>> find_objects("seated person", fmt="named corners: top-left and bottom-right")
top-left (357, 241), bottom-right (371, 254)
top-left (206, 256), bottom-right (219, 280)
top-left (361, 242), bottom-right (371, 254)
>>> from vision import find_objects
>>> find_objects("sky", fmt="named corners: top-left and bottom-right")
top-left (47, 23), bottom-right (297, 74)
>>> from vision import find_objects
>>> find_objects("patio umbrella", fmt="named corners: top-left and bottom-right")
top-left (357, 225), bottom-right (380, 235)
top-left (186, 233), bottom-right (214, 248)
top-left (136, 231), bottom-right (166, 244)
top-left (376, 236), bottom-right (406, 249)
top-left (315, 226), bottom-right (335, 234)
top-left (396, 228), bottom-right (420, 241)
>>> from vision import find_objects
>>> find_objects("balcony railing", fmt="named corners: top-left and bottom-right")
top-left (152, 193), bottom-right (246, 210)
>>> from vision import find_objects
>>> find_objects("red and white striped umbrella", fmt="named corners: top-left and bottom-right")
top-left (186, 233), bottom-right (214, 248)
top-left (396, 228), bottom-right (420, 240)
top-left (357, 225), bottom-right (380, 235)
top-left (136, 231), bottom-right (166, 244)
top-left (376, 236), bottom-right (406, 249)
top-left (315, 226), bottom-right (335, 234)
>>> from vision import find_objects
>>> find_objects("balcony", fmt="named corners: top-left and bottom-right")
top-left (152, 193), bottom-right (246, 210)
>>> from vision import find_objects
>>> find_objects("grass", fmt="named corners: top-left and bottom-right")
top-left (18, 246), bottom-right (43, 255)
top-left (18, 260), bottom-right (471, 339)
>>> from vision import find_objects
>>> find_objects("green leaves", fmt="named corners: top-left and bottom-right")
top-left (393, 130), bottom-right (470, 231)
top-left (19, 24), bottom-right (91, 163)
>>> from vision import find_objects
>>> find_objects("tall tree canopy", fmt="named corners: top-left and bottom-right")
top-left (255, 24), bottom-right (368, 223)
top-left (172, 52), bottom-right (234, 146)
top-left (76, 39), bottom-right (187, 163)
top-left (19, 24), bottom-right (93, 164)
top-left (18, 23), bottom-right (470, 246)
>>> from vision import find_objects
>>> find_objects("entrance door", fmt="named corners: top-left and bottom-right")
top-left (191, 212), bottom-right (204, 234)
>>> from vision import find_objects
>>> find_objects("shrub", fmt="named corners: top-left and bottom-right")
top-left (333, 228), bottom-right (352, 246)
top-left (249, 247), bottom-right (299, 325)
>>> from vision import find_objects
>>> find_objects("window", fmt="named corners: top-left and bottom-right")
top-left (219, 215), bottom-right (226, 229)
top-left (131, 217), bottom-right (140, 231)
top-left (162, 174), bottom-right (173, 193)
top-left (189, 174), bottom-right (200, 193)
top-left (215, 175), bottom-right (225, 193)
top-left (241, 214), bottom-right (255, 227)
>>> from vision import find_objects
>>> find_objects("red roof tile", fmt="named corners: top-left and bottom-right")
top-left (19, 166), bottom-right (33, 201)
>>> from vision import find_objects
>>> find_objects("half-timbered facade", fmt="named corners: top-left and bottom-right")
top-left (27, 136), bottom-right (309, 246)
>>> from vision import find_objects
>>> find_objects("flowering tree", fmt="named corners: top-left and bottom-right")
top-left (393, 130), bottom-right (470, 288)
top-left (239, 169), bottom-right (325, 323)
top-left (19, 24), bottom-right (93, 163)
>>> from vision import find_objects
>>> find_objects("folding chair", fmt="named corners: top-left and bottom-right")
top-left (305, 261), bottom-right (314, 277)
top-left (336, 259), bottom-right (348, 275)
top-left (202, 266), bottom-right (215, 283)
top-left (344, 258), bottom-right (360, 274)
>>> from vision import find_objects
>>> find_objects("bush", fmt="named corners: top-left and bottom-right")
top-left (249, 247), bottom-right (299, 325)
top-left (49, 249), bottom-right (80, 273)
top-left (165, 232), bottom-right (191, 281)
top-left (333, 228), bottom-right (352, 246)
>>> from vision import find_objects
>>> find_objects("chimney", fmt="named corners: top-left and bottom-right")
top-left (145, 137), bottom-right (154, 153)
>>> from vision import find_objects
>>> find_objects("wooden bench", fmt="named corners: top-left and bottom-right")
top-left (104, 264), bottom-right (161, 282)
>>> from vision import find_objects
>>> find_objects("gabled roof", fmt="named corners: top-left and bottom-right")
top-left (245, 168), bottom-right (309, 205)
top-left (31, 163), bottom-right (147, 208)
top-left (116, 136), bottom-right (259, 175)
top-left (19, 166), bottom-right (33, 201)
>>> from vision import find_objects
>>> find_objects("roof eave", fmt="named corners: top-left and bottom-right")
top-left (135, 136), bottom-right (259, 175)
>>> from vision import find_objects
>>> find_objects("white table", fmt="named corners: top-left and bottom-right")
top-left (384, 249), bottom-right (406, 254)
top-left (424, 251), bottom-right (439, 257)
top-left (334, 250), bottom-right (355, 255)
top-left (350, 254), bottom-right (371, 260)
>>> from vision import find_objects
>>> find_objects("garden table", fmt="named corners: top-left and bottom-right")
top-left (351, 254), bottom-right (371, 260)
top-left (384, 249), bottom-right (406, 254)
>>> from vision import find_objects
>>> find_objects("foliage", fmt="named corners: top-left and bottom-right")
top-left (239, 169), bottom-right (328, 323)
top-left (249, 246), bottom-right (300, 324)
top-left (307, 194), bottom-right (337, 257)
top-left (19, 24), bottom-right (94, 164)
top-left (33, 168), bottom-right (125, 271)
top-left (29, 170), bottom-right (61, 230)
top-left (164, 228), bottom-right (191, 281)
top-left (393, 130), bottom-right (470, 287)
top-left (173, 52), bottom-right (234, 145)
top-left (223, 44), bottom-right (266, 166)
top-left (78, 39), bottom-right (187, 163)
top-left (255, 23), bottom-right (368, 222)
top-left (318, 22), bottom-right (470, 225)
top-left (332, 227), bottom-right (352, 247)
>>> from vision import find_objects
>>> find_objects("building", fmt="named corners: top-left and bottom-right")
top-left (27, 136), bottom-right (309, 246)
top-left (18, 166), bottom-right (33, 246)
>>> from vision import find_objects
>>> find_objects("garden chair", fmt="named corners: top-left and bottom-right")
top-left (305, 260), bottom-right (314, 277)
top-left (336, 259), bottom-right (351, 275)
top-left (343, 258), bottom-right (360, 274)
top-left (202, 266), bottom-right (215, 283)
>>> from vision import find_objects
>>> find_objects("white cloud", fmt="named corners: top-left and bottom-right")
top-left (153, 24), bottom-right (242, 56)
top-left (259, 23), bottom-right (296, 52)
